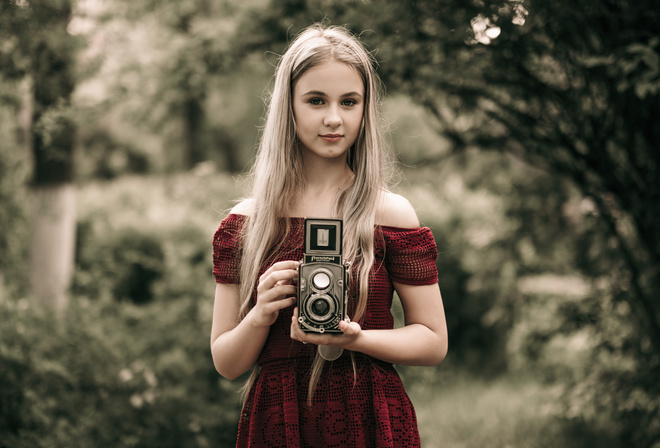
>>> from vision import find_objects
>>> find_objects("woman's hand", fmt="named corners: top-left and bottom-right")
top-left (289, 282), bottom-right (448, 366)
top-left (290, 307), bottom-right (362, 347)
top-left (252, 260), bottom-right (299, 327)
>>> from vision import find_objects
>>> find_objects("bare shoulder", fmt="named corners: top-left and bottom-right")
top-left (375, 191), bottom-right (420, 228)
top-left (229, 198), bottom-right (255, 216)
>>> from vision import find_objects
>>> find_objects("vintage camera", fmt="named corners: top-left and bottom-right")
top-left (297, 218), bottom-right (350, 334)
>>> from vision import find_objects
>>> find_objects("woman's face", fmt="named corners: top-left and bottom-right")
top-left (292, 60), bottom-right (364, 164)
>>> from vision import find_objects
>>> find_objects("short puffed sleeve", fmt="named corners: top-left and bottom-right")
top-left (212, 214), bottom-right (245, 284)
top-left (381, 226), bottom-right (439, 285)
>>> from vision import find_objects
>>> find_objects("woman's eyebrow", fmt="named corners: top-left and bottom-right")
top-left (300, 90), bottom-right (363, 98)
top-left (301, 90), bottom-right (327, 97)
top-left (340, 91), bottom-right (363, 98)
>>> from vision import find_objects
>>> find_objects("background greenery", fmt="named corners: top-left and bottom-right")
top-left (1, 0), bottom-right (658, 446)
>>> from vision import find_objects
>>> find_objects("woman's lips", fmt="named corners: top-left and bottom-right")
top-left (320, 134), bottom-right (343, 143)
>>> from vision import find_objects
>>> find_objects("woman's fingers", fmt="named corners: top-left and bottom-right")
top-left (290, 307), bottom-right (304, 340)
top-left (259, 282), bottom-right (296, 299)
top-left (252, 261), bottom-right (299, 325)
top-left (260, 260), bottom-right (299, 279)
top-left (257, 261), bottom-right (299, 300)
top-left (338, 319), bottom-right (361, 336)
top-left (258, 261), bottom-right (298, 287)
top-left (290, 307), bottom-right (361, 346)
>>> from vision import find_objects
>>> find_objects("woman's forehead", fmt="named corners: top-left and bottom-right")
top-left (293, 61), bottom-right (364, 96)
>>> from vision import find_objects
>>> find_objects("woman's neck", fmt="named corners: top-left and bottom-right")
top-left (290, 161), bottom-right (354, 218)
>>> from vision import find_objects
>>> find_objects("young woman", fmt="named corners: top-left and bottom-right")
top-left (211, 23), bottom-right (448, 447)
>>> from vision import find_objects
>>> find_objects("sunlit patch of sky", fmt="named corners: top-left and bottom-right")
top-left (470, 1), bottom-right (529, 45)
top-left (511, 2), bottom-right (529, 26)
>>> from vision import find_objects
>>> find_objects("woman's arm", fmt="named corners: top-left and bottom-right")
top-left (290, 282), bottom-right (447, 366)
top-left (350, 281), bottom-right (447, 365)
top-left (210, 261), bottom-right (299, 380)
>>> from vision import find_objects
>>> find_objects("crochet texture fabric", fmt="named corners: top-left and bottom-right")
top-left (213, 214), bottom-right (439, 448)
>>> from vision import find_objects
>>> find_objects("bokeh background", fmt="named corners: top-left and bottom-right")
top-left (1, 0), bottom-right (659, 447)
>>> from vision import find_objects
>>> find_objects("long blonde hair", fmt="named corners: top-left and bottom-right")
top-left (238, 23), bottom-right (390, 403)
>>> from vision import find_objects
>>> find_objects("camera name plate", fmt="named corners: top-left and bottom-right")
top-left (304, 255), bottom-right (342, 264)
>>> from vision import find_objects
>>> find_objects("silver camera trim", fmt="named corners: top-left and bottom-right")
top-left (298, 218), bottom-right (348, 334)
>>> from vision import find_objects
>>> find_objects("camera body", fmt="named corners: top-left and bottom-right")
top-left (298, 218), bottom-right (349, 334)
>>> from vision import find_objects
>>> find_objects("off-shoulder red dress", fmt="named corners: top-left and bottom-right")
top-left (213, 214), bottom-right (438, 448)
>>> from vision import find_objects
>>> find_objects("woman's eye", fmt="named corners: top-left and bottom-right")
top-left (309, 98), bottom-right (324, 105)
top-left (341, 99), bottom-right (357, 107)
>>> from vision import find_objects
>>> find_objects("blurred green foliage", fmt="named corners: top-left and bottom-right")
top-left (66, 0), bottom-right (270, 176)
top-left (75, 225), bottom-right (165, 304)
top-left (0, 0), bottom-right (80, 186)
top-left (0, 103), bottom-right (31, 299)
top-left (0, 295), bottom-right (241, 448)
top-left (71, 172), bottom-right (237, 304)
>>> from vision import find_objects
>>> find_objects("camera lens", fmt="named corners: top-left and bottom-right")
top-left (312, 299), bottom-right (330, 316)
top-left (312, 271), bottom-right (331, 290)
top-left (305, 295), bottom-right (335, 322)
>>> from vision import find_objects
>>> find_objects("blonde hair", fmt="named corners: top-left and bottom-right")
top-left (238, 23), bottom-right (390, 404)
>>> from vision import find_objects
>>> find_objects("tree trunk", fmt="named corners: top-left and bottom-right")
top-left (29, 184), bottom-right (76, 312)
top-left (183, 95), bottom-right (204, 169)
top-left (27, 0), bottom-right (77, 311)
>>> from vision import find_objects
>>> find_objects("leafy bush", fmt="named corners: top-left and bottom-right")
top-left (74, 225), bottom-right (165, 304)
top-left (0, 295), bottom-right (241, 447)
top-left (72, 171), bottom-right (236, 304)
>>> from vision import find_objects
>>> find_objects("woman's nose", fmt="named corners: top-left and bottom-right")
top-left (323, 106), bottom-right (342, 128)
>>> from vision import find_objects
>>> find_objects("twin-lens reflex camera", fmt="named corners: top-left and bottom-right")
top-left (297, 218), bottom-right (350, 334)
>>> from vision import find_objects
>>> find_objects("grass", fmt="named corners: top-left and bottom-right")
top-left (410, 372), bottom-right (622, 448)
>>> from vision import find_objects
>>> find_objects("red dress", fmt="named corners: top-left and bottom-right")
top-left (213, 214), bottom-right (439, 448)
